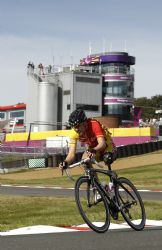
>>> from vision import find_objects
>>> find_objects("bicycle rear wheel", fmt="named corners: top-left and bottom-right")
top-left (115, 177), bottom-right (146, 231)
top-left (75, 176), bottom-right (110, 233)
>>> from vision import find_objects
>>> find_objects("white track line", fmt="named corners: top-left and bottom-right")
top-left (0, 220), bottom-right (162, 236)
top-left (1, 184), bottom-right (162, 192)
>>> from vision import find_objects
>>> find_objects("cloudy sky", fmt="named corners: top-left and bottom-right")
top-left (0, 0), bottom-right (162, 105)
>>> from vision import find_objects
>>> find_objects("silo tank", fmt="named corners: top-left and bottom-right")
top-left (37, 82), bottom-right (58, 131)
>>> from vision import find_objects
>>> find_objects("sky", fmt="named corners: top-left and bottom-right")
top-left (0, 0), bottom-right (162, 105)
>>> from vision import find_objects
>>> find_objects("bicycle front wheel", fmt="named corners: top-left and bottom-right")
top-left (75, 176), bottom-right (110, 233)
top-left (116, 177), bottom-right (146, 231)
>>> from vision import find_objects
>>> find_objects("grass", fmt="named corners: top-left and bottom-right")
top-left (0, 195), bottom-right (80, 231)
top-left (0, 195), bottom-right (161, 232)
top-left (115, 164), bottom-right (162, 190)
top-left (1, 163), bottom-right (162, 190)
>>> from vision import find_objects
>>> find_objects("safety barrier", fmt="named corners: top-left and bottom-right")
top-left (1, 140), bottom-right (162, 171)
top-left (116, 140), bottom-right (162, 159)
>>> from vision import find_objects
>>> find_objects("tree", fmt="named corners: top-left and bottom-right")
top-left (134, 95), bottom-right (162, 120)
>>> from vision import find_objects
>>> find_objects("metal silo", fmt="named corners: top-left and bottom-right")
top-left (37, 81), bottom-right (58, 131)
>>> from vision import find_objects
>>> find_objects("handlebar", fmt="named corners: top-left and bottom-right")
top-left (68, 157), bottom-right (90, 168)
top-left (68, 157), bottom-right (104, 169)
top-left (62, 157), bottom-right (107, 181)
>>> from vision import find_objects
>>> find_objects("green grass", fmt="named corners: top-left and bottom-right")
top-left (0, 195), bottom-right (81, 231)
top-left (115, 164), bottom-right (162, 190)
top-left (0, 163), bottom-right (162, 190)
top-left (0, 162), bottom-right (162, 231)
top-left (0, 175), bottom-right (75, 187)
top-left (0, 195), bottom-right (162, 232)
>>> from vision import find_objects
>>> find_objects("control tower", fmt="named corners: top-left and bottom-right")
top-left (80, 52), bottom-right (135, 126)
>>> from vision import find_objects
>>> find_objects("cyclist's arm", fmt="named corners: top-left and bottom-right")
top-left (64, 140), bottom-right (77, 164)
top-left (93, 136), bottom-right (106, 152)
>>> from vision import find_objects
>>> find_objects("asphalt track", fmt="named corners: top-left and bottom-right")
top-left (0, 227), bottom-right (162, 250)
top-left (0, 185), bottom-right (162, 200)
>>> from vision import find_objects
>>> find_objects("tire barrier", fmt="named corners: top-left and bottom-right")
top-left (157, 140), bottom-right (162, 150)
top-left (136, 143), bottom-right (142, 155)
top-left (131, 144), bottom-right (137, 156)
top-left (115, 140), bottom-right (162, 160)
top-left (38, 140), bottom-right (162, 167)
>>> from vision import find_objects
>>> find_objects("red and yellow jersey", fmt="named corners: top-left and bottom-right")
top-left (69, 118), bottom-right (114, 153)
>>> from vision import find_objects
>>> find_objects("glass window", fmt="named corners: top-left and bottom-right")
top-left (16, 119), bottom-right (24, 125)
top-left (104, 104), bottom-right (129, 115)
top-left (64, 90), bottom-right (71, 95)
top-left (0, 112), bottom-right (5, 119)
top-left (103, 81), bottom-right (129, 97)
top-left (76, 77), bottom-right (100, 84)
top-left (10, 111), bottom-right (24, 118)
top-left (100, 62), bottom-right (128, 74)
top-left (76, 104), bottom-right (99, 111)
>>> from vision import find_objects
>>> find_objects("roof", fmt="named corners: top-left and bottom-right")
top-left (0, 103), bottom-right (26, 111)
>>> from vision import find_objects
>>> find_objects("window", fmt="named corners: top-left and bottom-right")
top-left (101, 63), bottom-right (128, 74)
top-left (76, 76), bottom-right (100, 84)
top-left (76, 104), bottom-right (99, 111)
top-left (103, 81), bottom-right (128, 97)
top-left (10, 111), bottom-right (24, 118)
top-left (67, 104), bottom-right (71, 110)
top-left (0, 112), bottom-right (5, 119)
top-left (16, 119), bottom-right (24, 125)
top-left (63, 90), bottom-right (71, 95)
top-left (103, 104), bottom-right (131, 116)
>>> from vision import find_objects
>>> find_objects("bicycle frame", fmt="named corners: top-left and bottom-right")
top-left (67, 157), bottom-right (137, 212)
top-left (68, 158), bottom-right (121, 211)
top-left (86, 167), bottom-right (121, 211)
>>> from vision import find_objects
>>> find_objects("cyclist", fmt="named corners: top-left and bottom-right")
top-left (59, 109), bottom-right (118, 219)
top-left (59, 109), bottom-right (117, 170)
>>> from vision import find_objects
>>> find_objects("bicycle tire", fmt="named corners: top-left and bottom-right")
top-left (75, 176), bottom-right (110, 233)
top-left (115, 177), bottom-right (146, 231)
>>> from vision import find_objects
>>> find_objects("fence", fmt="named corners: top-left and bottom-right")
top-left (0, 139), bottom-right (162, 172)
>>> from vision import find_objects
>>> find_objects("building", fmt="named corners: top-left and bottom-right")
top-left (80, 51), bottom-right (135, 127)
top-left (0, 103), bottom-right (26, 132)
top-left (27, 64), bottom-right (102, 131)
top-left (26, 51), bottom-right (135, 131)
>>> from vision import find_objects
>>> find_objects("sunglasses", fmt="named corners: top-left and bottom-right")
top-left (73, 122), bottom-right (84, 131)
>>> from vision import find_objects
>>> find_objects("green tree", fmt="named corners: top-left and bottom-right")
top-left (134, 95), bottom-right (162, 120)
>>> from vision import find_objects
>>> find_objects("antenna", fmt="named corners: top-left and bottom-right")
top-left (70, 52), bottom-right (74, 66)
top-left (89, 41), bottom-right (92, 56)
top-left (50, 47), bottom-right (54, 64)
top-left (110, 42), bottom-right (112, 52)
top-left (102, 38), bottom-right (106, 54)
top-left (52, 55), bottom-right (55, 66)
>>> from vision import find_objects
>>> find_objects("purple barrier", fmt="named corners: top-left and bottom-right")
top-left (3, 140), bottom-right (46, 147)
top-left (112, 136), bottom-right (158, 146)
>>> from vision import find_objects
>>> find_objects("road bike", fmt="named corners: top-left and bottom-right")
top-left (65, 157), bottom-right (146, 233)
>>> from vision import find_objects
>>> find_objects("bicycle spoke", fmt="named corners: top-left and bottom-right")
top-left (75, 176), bottom-right (110, 233)
top-left (116, 177), bottom-right (146, 230)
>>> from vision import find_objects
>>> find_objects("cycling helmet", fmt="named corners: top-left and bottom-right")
top-left (68, 109), bottom-right (87, 127)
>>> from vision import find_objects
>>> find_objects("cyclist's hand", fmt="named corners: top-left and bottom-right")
top-left (86, 149), bottom-right (96, 158)
top-left (59, 161), bottom-right (68, 171)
